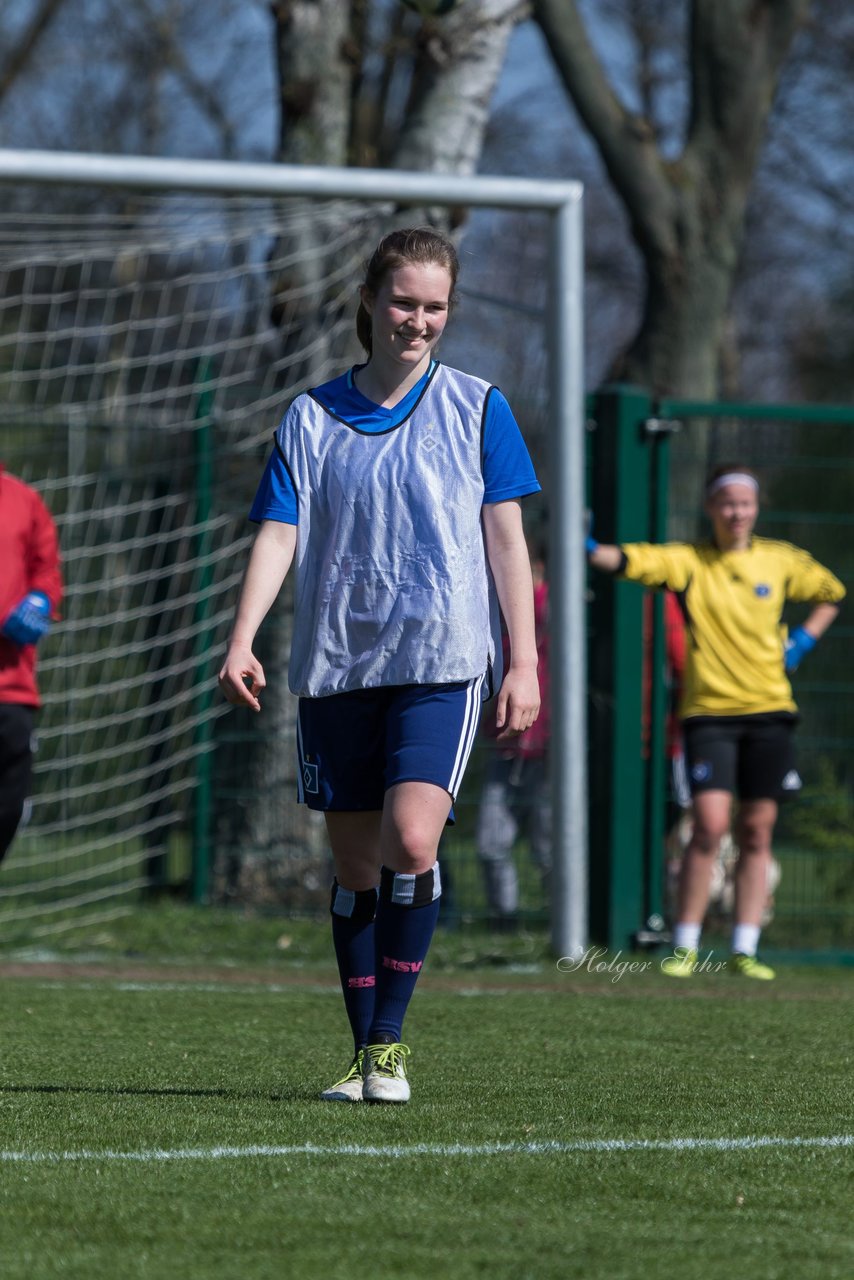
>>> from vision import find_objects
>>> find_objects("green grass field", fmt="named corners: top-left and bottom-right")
top-left (1, 906), bottom-right (853, 1280)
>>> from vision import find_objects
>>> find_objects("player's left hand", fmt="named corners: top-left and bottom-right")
top-left (1, 591), bottom-right (52, 645)
top-left (495, 665), bottom-right (541, 740)
top-left (785, 625), bottom-right (817, 673)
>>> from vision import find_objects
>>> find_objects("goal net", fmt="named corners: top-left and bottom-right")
top-left (0, 192), bottom-right (385, 940)
top-left (0, 160), bottom-right (584, 952)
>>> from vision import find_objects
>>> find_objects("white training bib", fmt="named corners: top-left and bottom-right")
top-left (277, 364), bottom-right (501, 698)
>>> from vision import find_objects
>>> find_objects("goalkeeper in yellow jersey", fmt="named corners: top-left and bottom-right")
top-left (588, 464), bottom-right (845, 980)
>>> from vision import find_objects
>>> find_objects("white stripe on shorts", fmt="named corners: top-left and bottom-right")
top-left (296, 707), bottom-right (305, 804)
top-left (447, 674), bottom-right (484, 799)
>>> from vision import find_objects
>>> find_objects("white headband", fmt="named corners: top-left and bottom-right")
top-left (706, 472), bottom-right (759, 496)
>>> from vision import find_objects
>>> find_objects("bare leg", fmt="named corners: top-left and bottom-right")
top-left (733, 799), bottom-right (778, 927)
top-left (677, 790), bottom-right (732, 923)
top-left (324, 810), bottom-right (382, 889)
top-left (662, 790), bottom-right (733, 976)
top-left (380, 780), bottom-right (453, 873)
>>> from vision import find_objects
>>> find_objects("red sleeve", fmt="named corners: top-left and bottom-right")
top-left (27, 490), bottom-right (63, 616)
top-left (664, 591), bottom-right (685, 679)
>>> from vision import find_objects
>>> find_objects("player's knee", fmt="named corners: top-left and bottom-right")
top-left (387, 821), bottom-right (439, 873)
top-left (690, 822), bottom-right (729, 854)
top-left (736, 822), bottom-right (772, 856)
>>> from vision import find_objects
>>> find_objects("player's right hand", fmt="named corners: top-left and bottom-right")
top-left (1, 591), bottom-right (52, 645)
top-left (218, 645), bottom-right (266, 712)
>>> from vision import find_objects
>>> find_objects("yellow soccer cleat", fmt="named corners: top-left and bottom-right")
top-left (661, 946), bottom-right (698, 978)
top-left (731, 953), bottom-right (776, 981)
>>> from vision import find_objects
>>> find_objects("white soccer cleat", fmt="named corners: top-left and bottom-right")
top-left (362, 1041), bottom-right (411, 1103)
top-left (320, 1049), bottom-right (365, 1103)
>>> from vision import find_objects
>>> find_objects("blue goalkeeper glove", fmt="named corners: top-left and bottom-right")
top-left (784, 625), bottom-right (817, 673)
top-left (1, 591), bottom-right (52, 645)
top-left (585, 511), bottom-right (599, 556)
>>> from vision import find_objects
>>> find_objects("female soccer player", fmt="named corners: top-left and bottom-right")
top-left (219, 228), bottom-right (541, 1101)
top-left (588, 465), bottom-right (844, 980)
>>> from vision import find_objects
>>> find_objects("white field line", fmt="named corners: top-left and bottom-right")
top-left (22, 980), bottom-right (342, 995)
top-left (18, 980), bottom-right (519, 996)
top-left (2, 1135), bottom-right (853, 1165)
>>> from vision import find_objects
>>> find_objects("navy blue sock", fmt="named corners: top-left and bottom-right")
top-left (330, 880), bottom-right (378, 1052)
top-left (368, 863), bottom-right (441, 1043)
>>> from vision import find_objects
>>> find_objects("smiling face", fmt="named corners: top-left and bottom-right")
top-left (705, 482), bottom-right (759, 550)
top-left (360, 261), bottom-right (452, 375)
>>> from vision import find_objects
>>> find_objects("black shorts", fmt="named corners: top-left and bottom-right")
top-left (682, 712), bottom-right (800, 803)
top-left (0, 704), bottom-right (36, 862)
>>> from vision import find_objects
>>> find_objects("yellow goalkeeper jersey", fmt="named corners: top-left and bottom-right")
top-left (620, 538), bottom-right (845, 719)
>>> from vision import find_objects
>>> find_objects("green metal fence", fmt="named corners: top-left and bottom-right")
top-left (587, 384), bottom-right (854, 961)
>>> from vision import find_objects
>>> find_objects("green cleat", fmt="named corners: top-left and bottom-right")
top-left (731, 953), bottom-right (776, 981)
top-left (661, 946), bottom-right (699, 978)
top-left (362, 1041), bottom-right (411, 1104)
top-left (320, 1048), bottom-right (366, 1103)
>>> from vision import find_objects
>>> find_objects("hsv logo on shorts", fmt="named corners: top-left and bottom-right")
top-left (302, 762), bottom-right (319, 794)
top-left (691, 761), bottom-right (712, 783)
top-left (781, 770), bottom-right (802, 791)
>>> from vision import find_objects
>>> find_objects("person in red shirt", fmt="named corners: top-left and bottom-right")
top-left (0, 464), bottom-right (62, 864)
top-left (476, 538), bottom-right (550, 929)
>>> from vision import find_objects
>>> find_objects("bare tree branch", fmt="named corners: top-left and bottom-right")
top-left (130, 0), bottom-right (239, 157)
top-left (532, 0), bottom-right (676, 260)
top-left (0, 0), bottom-right (67, 102)
top-left (533, 0), bottom-right (815, 395)
top-left (686, 0), bottom-right (810, 184)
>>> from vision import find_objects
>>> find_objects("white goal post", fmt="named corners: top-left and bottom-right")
top-left (0, 148), bottom-right (586, 958)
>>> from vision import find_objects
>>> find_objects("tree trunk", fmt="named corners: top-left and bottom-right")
top-left (271, 0), bottom-right (354, 166)
top-left (534, 0), bottom-right (812, 398)
top-left (394, 0), bottom-right (524, 176)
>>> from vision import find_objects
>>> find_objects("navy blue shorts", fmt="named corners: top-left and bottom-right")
top-left (296, 677), bottom-right (485, 815)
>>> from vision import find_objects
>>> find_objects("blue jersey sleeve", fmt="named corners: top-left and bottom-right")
top-left (248, 445), bottom-right (298, 525)
top-left (482, 389), bottom-right (541, 504)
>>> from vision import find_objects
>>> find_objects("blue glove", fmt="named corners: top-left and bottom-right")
top-left (1, 591), bottom-right (52, 645)
top-left (585, 511), bottom-right (599, 556)
top-left (785, 625), bottom-right (817, 673)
